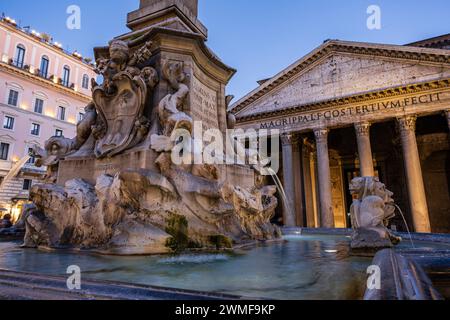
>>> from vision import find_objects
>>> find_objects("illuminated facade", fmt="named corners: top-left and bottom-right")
top-left (231, 34), bottom-right (450, 233)
top-left (0, 16), bottom-right (96, 220)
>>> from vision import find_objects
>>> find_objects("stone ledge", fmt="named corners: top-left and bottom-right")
top-left (364, 249), bottom-right (444, 300)
top-left (283, 227), bottom-right (450, 244)
top-left (0, 269), bottom-right (249, 300)
top-left (127, 0), bottom-right (207, 38)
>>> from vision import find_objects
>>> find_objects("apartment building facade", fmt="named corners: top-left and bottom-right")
top-left (0, 16), bottom-right (96, 220)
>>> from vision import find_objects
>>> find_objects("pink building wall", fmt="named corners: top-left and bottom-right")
top-left (0, 21), bottom-right (95, 96)
top-left (0, 18), bottom-right (96, 219)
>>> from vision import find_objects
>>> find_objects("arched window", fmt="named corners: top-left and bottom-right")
top-left (62, 66), bottom-right (71, 87)
top-left (82, 74), bottom-right (89, 89)
top-left (14, 44), bottom-right (26, 68)
top-left (39, 56), bottom-right (49, 78)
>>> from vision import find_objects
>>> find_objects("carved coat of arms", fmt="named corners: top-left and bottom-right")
top-left (90, 39), bottom-right (157, 158)
top-left (93, 71), bottom-right (148, 158)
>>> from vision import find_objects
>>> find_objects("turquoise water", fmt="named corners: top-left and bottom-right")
top-left (0, 235), bottom-right (449, 299)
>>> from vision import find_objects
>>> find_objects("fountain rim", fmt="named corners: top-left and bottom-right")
top-left (283, 227), bottom-right (450, 245)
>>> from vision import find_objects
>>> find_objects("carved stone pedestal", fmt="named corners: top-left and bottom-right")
top-left (25, 0), bottom-right (280, 255)
top-left (350, 228), bottom-right (395, 256)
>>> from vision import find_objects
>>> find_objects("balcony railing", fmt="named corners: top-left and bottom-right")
top-left (37, 69), bottom-right (48, 79)
top-left (12, 60), bottom-right (24, 69)
top-left (9, 59), bottom-right (26, 70)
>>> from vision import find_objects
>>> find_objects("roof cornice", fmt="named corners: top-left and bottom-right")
top-left (230, 40), bottom-right (450, 115)
top-left (407, 33), bottom-right (450, 48)
top-left (0, 21), bottom-right (95, 70)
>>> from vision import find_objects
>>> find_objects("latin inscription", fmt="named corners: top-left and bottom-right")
top-left (191, 76), bottom-right (219, 130)
top-left (260, 93), bottom-right (442, 129)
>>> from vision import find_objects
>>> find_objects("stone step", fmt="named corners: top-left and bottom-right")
top-left (0, 269), bottom-right (244, 300)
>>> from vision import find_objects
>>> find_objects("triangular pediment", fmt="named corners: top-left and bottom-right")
top-left (231, 40), bottom-right (450, 117)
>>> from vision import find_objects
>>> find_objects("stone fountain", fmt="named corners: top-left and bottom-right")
top-left (349, 176), bottom-right (402, 254)
top-left (24, 0), bottom-right (280, 255)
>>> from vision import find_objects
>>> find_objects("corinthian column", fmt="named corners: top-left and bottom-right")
top-left (354, 122), bottom-right (375, 177)
top-left (397, 116), bottom-right (431, 233)
top-left (281, 133), bottom-right (300, 227)
top-left (314, 128), bottom-right (334, 228)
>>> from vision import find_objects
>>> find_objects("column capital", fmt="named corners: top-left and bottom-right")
top-left (313, 128), bottom-right (329, 143)
top-left (280, 133), bottom-right (301, 147)
top-left (354, 121), bottom-right (371, 137)
top-left (397, 115), bottom-right (417, 133)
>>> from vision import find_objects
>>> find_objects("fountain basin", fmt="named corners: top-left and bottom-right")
top-left (1, 229), bottom-right (449, 300)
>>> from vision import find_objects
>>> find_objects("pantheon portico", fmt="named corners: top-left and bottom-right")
top-left (230, 37), bottom-right (450, 233)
